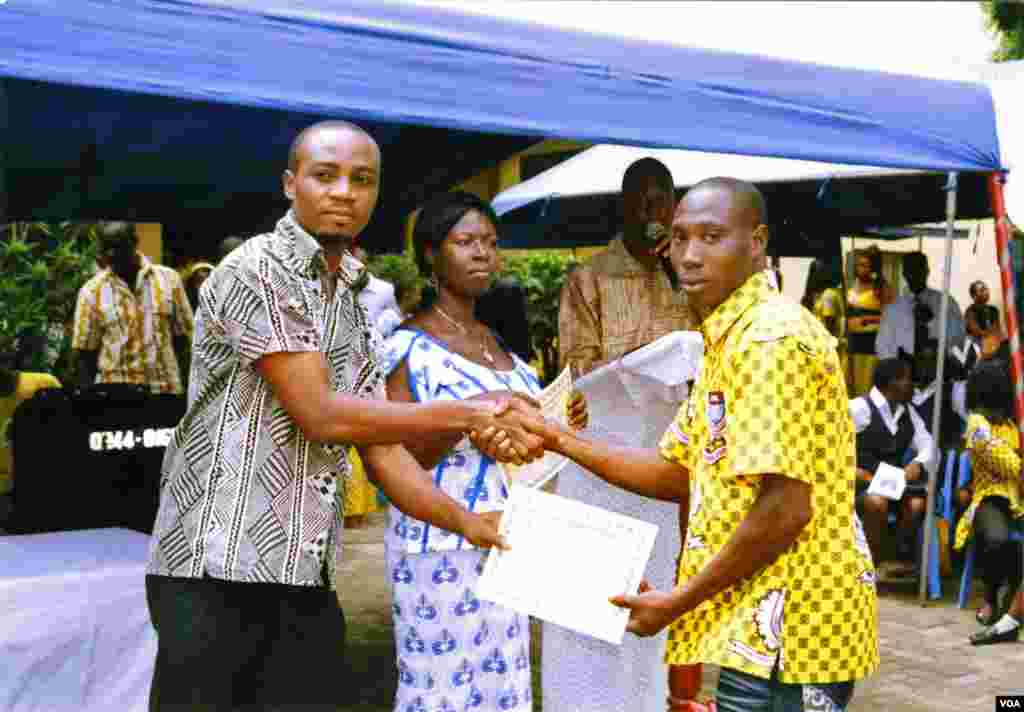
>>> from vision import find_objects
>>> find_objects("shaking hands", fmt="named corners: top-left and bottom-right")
top-left (468, 389), bottom-right (589, 463)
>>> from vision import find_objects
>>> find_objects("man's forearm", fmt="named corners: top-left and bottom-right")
top-left (361, 443), bottom-right (470, 534)
top-left (312, 394), bottom-right (491, 448)
top-left (548, 427), bottom-right (686, 502)
top-left (667, 475), bottom-right (811, 617)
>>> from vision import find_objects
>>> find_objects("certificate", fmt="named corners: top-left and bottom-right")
top-left (477, 484), bottom-right (658, 645)
top-left (500, 364), bottom-right (574, 488)
top-left (867, 461), bottom-right (907, 501)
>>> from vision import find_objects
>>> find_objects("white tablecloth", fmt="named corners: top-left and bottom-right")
top-left (544, 332), bottom-right (703, 712)
top-left (0, 528), bottom-right (156, 711)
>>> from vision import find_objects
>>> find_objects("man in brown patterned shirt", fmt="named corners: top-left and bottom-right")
top-left (558, 157), bottom-right (692, 375)
top-left (145, 121), bottom-right (542, 711)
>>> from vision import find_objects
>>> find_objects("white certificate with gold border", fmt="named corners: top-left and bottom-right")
top-left (477, 484), bottom-right (658, 645)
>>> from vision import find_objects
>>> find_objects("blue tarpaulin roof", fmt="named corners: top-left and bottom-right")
top-left (0, 0), bottom-right (1006, 253)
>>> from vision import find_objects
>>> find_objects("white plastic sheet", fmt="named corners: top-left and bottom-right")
top-left (0, 528), bottom-right (157, 712)
top-left (543, 332), bottom-right (703, 712)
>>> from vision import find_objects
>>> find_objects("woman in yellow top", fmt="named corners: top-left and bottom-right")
top-left (802, 257), bottom-right (847, 386)
top-left (846, 248), bottom-right (894, 396)
top-left (954, 359), bottom-right (1024, 630)
top-left (0, 367), bottom-right (62, 496)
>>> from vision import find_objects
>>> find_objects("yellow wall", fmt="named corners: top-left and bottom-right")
top-left (135, 223), bottom-right (163, 264)
top-left (406, 139), bottom-right (589, 253)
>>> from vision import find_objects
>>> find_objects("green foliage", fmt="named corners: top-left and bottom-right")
top-left (365, 251), bottom-right (423, 314)
top-left (983, 0), bottom-right (1024, 61)
top-left (0, 222), bottom-right (99, 381)
top-left (500, 251), bottom-right (578, 384)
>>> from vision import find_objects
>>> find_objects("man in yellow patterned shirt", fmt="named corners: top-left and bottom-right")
top-left (513, 178), bottom-right (878, 711)
top-left (72, 222), bottom-right (194, 394)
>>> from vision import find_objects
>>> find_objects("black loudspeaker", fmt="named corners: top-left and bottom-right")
top-left (10, 384), bottom-right (185, 535)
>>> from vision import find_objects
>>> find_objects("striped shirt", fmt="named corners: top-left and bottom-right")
top-left (72, 254), bottom-right (194, 394)
top-left (147, 212), bottom-right (384, 589)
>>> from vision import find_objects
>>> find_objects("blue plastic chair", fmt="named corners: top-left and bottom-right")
top-left (884, 449), bottom-right (944, 599)
top-left (956, 453), bottom-right (1024, 608)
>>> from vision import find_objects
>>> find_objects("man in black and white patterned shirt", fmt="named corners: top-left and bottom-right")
top-left (145, 121), bottom-right (543, 711)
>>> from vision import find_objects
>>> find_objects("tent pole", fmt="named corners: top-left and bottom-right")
top-left (988, 172), bottom-right (1024, 629)
top-left (919, 172), bottom-right (957, 603)
top-left (988, 173), bottom-right (1024, 434)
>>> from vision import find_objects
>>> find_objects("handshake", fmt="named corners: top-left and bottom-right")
top-left (463, 390), bottom-right (588, 466)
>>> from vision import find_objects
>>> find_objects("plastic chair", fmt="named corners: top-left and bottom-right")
top-left (956, 453), bottom-right (1024, 608)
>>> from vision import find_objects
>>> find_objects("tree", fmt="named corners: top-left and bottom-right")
top-left (0, 222), bottom-right (98, 381)
top-left (500, 252), bottom-right (577, 384)
top-left (365, 251), bottom-right (423, 315)
top-left (983, 0), bottom-right (1024, 61)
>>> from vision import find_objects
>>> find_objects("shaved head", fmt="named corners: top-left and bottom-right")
top-left (287, 120), bottom-right (379, 172)
top-left (669, 176), bottom-right (770, 318)
top-left (685, 177), bottom-right (766, 228)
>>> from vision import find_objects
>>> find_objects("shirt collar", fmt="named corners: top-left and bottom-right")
top-left (102, 252), bottom-right (153, 290)
top-left (607, 234), bottom-right (655, 273)
top-left (913, 382), bottom-right (937, 406)
top-left (869, 386), bottom-right (906, 423)
top-left (700, 271), bottom-right (774, 348)
top-left (275, 211), bottom-right (368, 291)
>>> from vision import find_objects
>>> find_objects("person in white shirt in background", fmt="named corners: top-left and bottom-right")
top-left (849, 358), bottom-right (936, 580)
top-left (875, 251), bottom-right (965, 361)
top-left (353, 246), bottom-right (405, 339)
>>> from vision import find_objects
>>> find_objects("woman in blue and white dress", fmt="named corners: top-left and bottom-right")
top-left (382, 192), bottom-right (584, 712)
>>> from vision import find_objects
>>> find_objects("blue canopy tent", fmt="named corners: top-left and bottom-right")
top-left (0, 0), bottom-right (1018, 607)
top-left (0, 0), bottom-right (1006, 258)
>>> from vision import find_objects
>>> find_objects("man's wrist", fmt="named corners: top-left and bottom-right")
top-left (667, 583), bottom-right (696, 620)
top-left (450, 400), bottom-right (496, 434)
top-left (550, 421), bottom-right (577, 456)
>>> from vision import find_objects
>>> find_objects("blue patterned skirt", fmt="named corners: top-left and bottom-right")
top-left (386, 545), bottom-right (533, 712)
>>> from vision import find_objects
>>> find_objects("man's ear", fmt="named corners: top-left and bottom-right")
top-left (283, 169), bottom-right (296, 201)
top-left (751, 224), bottom-right (769, 260)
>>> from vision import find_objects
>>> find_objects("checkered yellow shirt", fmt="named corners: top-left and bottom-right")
top-left (659, 271), bottom-right (879, 684)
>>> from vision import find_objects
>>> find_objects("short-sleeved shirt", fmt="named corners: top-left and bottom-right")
top-left (381, 328), bottom-right (541, 555)
top-left (658, 271), bottom-right (879, 684)
top-left (558, 236), bottom-right (693, 376)
top-left (954, 413), bottom-right (1024, 550)
top-left (72, 254), bottom-right (194, 394)
top-left (147, 211), bottom-right (385, 589)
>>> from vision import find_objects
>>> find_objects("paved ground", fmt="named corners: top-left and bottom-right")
top-left (339, 511), bottom-right (1024, 712)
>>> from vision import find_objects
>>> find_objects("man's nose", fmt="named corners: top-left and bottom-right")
top-left (328, 177), bottom-right (353, 199)
top-left (675, 238), bottom-right (703, 267)
top-left (471, 240), bottom-right (492, 260)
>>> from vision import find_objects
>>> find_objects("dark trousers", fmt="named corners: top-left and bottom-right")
top-left (975, 497), bottom-right (1023, 604)
top-left (146, 574), bottom-right (347, 711)
top-left (716, 666), bottom-right (855, 712)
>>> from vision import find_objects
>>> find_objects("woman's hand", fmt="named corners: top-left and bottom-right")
top-left (456, 509), bottom-right (508, 550)
top-left (566, 390), bottom-right (589, 431)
